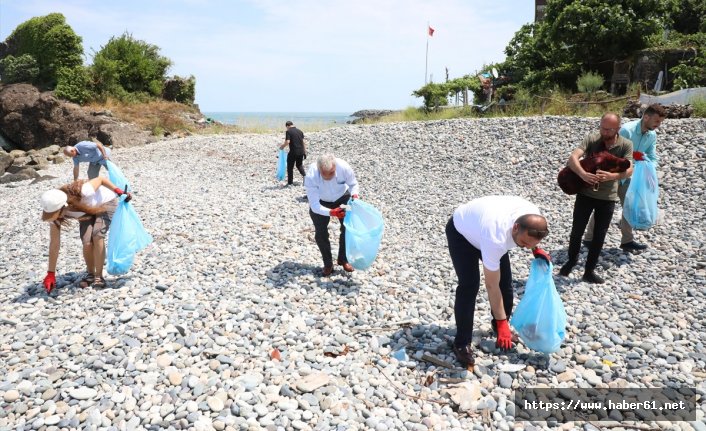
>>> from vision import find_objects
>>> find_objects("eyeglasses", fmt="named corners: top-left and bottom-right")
top-left (600, 126), bottom-right (618, 133)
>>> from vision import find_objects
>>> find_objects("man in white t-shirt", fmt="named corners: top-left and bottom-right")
top-left (446, 195), bottom-right (550, 367)
top-left (305, 153), bottom-right (359, 276)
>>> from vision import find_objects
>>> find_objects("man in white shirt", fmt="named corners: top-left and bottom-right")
top-left (446, 196), bottom-right (550, 368)
top-left (305, 154), bottom-right (359, 276)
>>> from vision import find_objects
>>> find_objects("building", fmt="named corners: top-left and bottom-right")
top-left (535, 0), bottom-right (547, 22)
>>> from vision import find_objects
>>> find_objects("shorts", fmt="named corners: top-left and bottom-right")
top-left (79, 199), bottom-right (118, 245)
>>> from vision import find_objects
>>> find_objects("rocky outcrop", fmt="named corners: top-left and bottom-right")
top-left (0, 83), bottom-right (155, 151)
top-left (348, 109), bottom-right (398, 124)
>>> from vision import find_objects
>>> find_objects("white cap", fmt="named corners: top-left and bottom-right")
top-left (40, 189), bottom-right (68, 213)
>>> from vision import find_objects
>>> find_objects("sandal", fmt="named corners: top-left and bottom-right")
top-left (79, 274), bottom-right (95, 288)
top-left (92, 277), bottom-right (107, 289)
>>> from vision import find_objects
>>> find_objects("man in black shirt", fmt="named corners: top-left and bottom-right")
top-left (279, 121), bottom-right (307, 185)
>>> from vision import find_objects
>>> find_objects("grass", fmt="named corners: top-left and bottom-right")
top-left (85, 98), bottom-right (205, 136)
top-left (363, 91), bottom-right (632, 126)
top-left (691, 97), bottom-right (706, 117)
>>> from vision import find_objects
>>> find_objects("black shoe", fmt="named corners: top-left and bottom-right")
top-left (620, 241), bottom-right (647, 252)
top-left (582, 240), bottom-right (591, 247)
top-left (452, 343), bottom-right (475, 368)
top-left (582, 270), bottom-right (604, 284)
top-left (559, 260), bottom-right (576, 277)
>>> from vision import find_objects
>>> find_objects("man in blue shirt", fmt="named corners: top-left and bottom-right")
top-left (583, 104), bottom-right (666, 252)
top-left (62, 139), bottom-right (111, 181)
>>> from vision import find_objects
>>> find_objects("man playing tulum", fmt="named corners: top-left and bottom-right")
top-left (279, 121), bottom-right (307, 186)
top-left (560, 112), bottom-right (633, 284)
top-left (446, 195), bottom-right (550, 368)
top-left (63, 138), bottom-right (111, 181)
top-left (304, 153), bottom-right (359, 276)
top-left (583, 104), bottom-right (666, 252)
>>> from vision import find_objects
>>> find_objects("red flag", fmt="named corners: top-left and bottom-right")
top-left (428, 26), bottom-right (435, 37)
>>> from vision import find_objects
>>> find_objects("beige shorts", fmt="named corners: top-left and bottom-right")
top-left (79, 199), bottom-right (118, 245)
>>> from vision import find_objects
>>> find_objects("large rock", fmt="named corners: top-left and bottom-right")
top-left (97, 123), bottom-right (154, 149)
top-left (0, 83), bottom-right (155, 151)
top-left (0, 151), bottom-right (12, 175)
top-left (0, 166), bottom-right (40, 184)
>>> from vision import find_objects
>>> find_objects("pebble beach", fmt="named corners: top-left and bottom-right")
top-left (1, 116), bottom-right (705, 430)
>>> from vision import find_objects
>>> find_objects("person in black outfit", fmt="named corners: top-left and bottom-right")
top-left (559, 113), bottom-right (633, 284)
top-left (279, 121), bottom-right (307, 185)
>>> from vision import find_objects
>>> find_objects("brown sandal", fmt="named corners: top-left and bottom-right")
top-left (92, 277), bottom-right (107, 289)
top-left (79, 274), bottom-right (95, 288)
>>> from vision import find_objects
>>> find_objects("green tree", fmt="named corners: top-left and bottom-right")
top-left (412, 82), bottom-right (450, 111)
top-left (163, 75), bottom-right (196, 104)
top-left (0, 13), bottom-right (83, 87)
top-left (501, 0), bottom-right (665, 92)
top-left (665, 0), bottom-right (706, 34)
top-left (91, 32), bottom-right (172, 99)
top-left (668, 32), bottom-right (706, 88)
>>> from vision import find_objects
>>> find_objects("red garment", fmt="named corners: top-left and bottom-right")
top-left (557, 151), bottom-right (631, 195)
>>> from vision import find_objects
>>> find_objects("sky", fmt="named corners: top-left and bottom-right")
top-left (0, 0), bottom-right (535, 113)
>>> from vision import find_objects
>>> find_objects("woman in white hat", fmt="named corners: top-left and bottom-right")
top-left (40, 177), bottom-right (131, 292)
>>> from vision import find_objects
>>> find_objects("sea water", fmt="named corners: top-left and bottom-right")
top-left (204, 112), bottom-right (354, 130)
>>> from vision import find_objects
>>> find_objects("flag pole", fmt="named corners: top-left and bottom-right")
top-left (425, 22), bottom-right (429, 84)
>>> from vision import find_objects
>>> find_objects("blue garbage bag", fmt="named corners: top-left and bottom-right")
top-left (276, 150), bottom-right (286, 181)
top-left (623, 160), bottom-right (659, 230)
top-left (106, 160), bottom-right (130, 191)
top-left (343, 199), bottom-right (384, 270)
top-left (105, 160), bottom-right (152, 275)
top-left (510, 260), bottom-right (567, 353)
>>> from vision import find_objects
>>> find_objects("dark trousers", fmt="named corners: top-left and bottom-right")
top-left (446, 218), bottom-right (513, 347)
top-left (567, 194), bottom-right (616, 272)
top-left (287, 153), bottom-right (305, 184)
top-left (310, 194), bottom-right (350, 267)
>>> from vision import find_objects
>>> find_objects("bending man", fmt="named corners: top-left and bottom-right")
top-left (63, 138), bottom-right (111, 181)
top-left (305, 153), bottom-right (359, 276)
top-left (447, 195), bottom-right (550, 367)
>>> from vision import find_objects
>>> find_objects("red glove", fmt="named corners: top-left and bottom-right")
top-left (329, 207), bottom-right (346, 219)
top-left (43, 271), bottom-right (56, 293)
top-left (532, 247), bottom-right (551, 263)
top-left (113, 187), bottom-right (132, 202)
top-left (351, 194), bottom-right (359, 200)
top-left (633, 151), bottom-right (645, 161)
top-left (495, 319), bottom-right (512, 350)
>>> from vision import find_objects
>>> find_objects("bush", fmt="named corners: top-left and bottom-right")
top-left (2, 13), bottom-right (83, 87)
top-left (576, 71), bottom-right (604, 94)
top-left (54, 66), bottom-right (92, 104)
top-left (163, 75), bottom-right (196, 104)
top-left (0, 54), bottom-right (39, 83)
top-left (91, 32), bottom-right (172, 98)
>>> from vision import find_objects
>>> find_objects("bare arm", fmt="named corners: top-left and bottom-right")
top-left (95, 141), bottom-right (109, 160)
top-left (48, 223), bottom-right (61, 272)
top-left (483, 267), bottom-right (506, 320)
top-left (88, 176), bottom-right (120, 191)
top-left (568, 148), bottom-right (598, 185)
top-left (280, 139), bottom-right (290, 150)
top-left (73, 165), bottom-right (79, 181)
